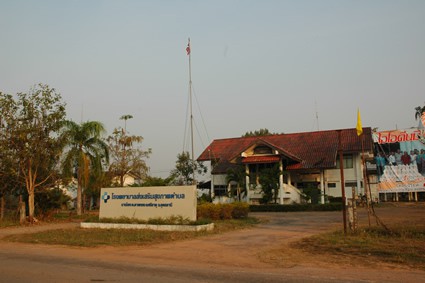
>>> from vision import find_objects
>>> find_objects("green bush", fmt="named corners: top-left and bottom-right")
top-left (327, 196), bottom-right (343, 203)
top-left (197, 194), bottom-right (212, 204)
top-left (35, 188), bottom-right (71, 217)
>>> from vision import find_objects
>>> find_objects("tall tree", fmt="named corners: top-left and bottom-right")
top-left (170, 151), bottom-right (207, 185)
top-left (61, 121), bottom-right (109, 215)
top-left (0, 94), bottom-right (15, 219)
top-left (120, 114), bottom-right (133, 133)
top-left (415, 105), bottom-right (425, 126)
top-left (107, 127), bottom-right (151, 187)
top-left (85, 154), bottom-right (112, 209)
top-left (0, 85), bottom-right (67, 221)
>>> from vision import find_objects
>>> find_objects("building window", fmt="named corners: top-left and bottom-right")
top-left (254, 145), bottom-right (273, 155)
top-left (214, 185), bottom-right (227, 196)
top-left (328, 182), bottom-right (336, 188)
top-left (335, 154), bottom-right (354, 169)
top-left (345, 181), bottom-right (362, 188)
top-left (345, 181), bottom-right (357, 188)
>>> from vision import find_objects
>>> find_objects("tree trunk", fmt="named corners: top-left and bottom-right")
top-left (96, 196), bottom-right (100, 209)
top-left (20, 200), bottom-right (26, 225)
top-left (0, 195), bottom-right (5, 220)
top-left (77, 183), bottom-right (82, 215)
top-left (28, 189), bottom-right (35, 223)
top-left (120, 175), bottom-right (124, 187)
top-left (82, 192), bottom-right (86, 214)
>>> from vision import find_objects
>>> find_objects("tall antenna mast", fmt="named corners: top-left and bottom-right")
top-left (187, 37), bottom-right (195, 184)
top-left (315, 100), bottom-right (320, 131)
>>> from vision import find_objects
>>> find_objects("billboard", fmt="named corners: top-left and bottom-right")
top-left (374, 128), bottom-right (425, 193)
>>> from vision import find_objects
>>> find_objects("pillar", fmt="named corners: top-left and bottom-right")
top-left (245, 164), bottom-right (250, 204)
top-left (320, 170), bottom-right (325, 204)
top-left (210, 176), bottom-right (215, 199)
top-left (279, 160), bottom-right (284, 204)
top-left (355, 154), bottom-right (363, 195)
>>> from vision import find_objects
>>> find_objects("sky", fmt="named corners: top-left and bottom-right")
top-left (1, 0), bottom-right (424, 178)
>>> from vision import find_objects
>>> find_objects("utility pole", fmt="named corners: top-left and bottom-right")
top-left (338, 130), bottom-right (347, 234)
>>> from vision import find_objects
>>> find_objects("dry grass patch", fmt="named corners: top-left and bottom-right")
top-left (2, 217), bottom-right (259, 247)
top-left (296, 224), bottom-right (425, 270)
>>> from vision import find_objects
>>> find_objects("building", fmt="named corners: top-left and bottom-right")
top-left (111, 172), bottom-right (143, 187)
top-left (197, 127), bottom-right (375, 204)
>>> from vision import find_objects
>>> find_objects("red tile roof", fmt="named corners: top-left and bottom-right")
top-left (241, 155), bottom-right (281, 164)
top-left (198, 127), bottom-right (373, 174)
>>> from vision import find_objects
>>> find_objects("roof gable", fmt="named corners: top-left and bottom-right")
top-left (228, 138), bottom-right (302, 164)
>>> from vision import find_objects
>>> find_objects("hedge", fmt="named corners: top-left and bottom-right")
top-left (197, 202), bottom-right (250, 220)
top-left (249, 203), bottom-right (342, 212)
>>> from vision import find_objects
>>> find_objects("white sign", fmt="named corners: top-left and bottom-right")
top-left (99, 186), bottom-right (197, 221)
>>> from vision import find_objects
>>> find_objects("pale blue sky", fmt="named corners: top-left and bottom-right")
top-left (1, 0), bottom-right (424, 177)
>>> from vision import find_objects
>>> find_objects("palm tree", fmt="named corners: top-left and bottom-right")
top-left (415, 105), bottom-right (425, 119)
top-left (61, 121), bottom-right (109, 215)
top-left (226, 165), bottom-right (246, 201)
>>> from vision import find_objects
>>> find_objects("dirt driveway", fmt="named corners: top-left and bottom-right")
top-left (0, 203), bottom-right (424, 282)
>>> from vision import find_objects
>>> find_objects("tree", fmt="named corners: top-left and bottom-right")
top-left (415, 105), bottom-right (425, 125)
top-left (242, 128), bottom-right (281, 137)
top-left (0, 84), bottom-right (67, 221)
top-left (85, 154), bottom-right (112, 209)
top-left (61, 121), bottom-right (109, 215)
top-left (107, 127), bottom-right (151, 187)
top-left (170, 151), bottom-right (207, 185)
top-left (258, 164), bottom-right (280, 204)
top-left (141, 176), bottom-right (173, 187)
top-left (226, 165), bottom-right (246, 201)
top-left (0, 98), bottom-right (17, 220)
top-left (120, 114), bottom-right (133, 133)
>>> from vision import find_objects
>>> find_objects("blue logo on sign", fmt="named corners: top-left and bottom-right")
top-left (101, 192), bottom-right (111, 203)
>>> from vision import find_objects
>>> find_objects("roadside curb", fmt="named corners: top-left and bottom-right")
top-left (80, 222), bottom-right (214, 232)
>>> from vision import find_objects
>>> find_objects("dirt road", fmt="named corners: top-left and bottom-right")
top-left (0, 203), bottom-right (424, 282)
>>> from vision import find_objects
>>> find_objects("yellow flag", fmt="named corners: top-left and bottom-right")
top-left (356, 109), bottom-right (363, 136)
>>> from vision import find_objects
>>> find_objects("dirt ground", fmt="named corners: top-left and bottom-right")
top-left (1, 203), bottom-right (424, 282)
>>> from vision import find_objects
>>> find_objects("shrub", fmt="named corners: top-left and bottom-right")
top-left (327, 196), bottom-right (343, 203)
top-left (219, 204), bottom-right (233, 220)
top-left (231, 202), bottom-right (250, 219)
top-left (197, 194), bottom-right (212, 204)
top-left (197, 202), bottom-right (250, 220)
top-left (249, 203), bottom-right (342, 212)
top-left (197, 203), bottom-right (221, 220)
top-left (35, 188), bottom-right (71, 218)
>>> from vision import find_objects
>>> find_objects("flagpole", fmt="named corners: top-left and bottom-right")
top-left (187, 38), bottom-right (195, 184)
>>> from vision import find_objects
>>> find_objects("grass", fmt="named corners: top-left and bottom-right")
top-left (2, 217), bottom-right (260, 247)
top-left (86, 215), bottom-right (213, 225)
top-left (0, 218), bottom-right (19, 228)
top-left (296, 224), bottom-right (425, 270)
